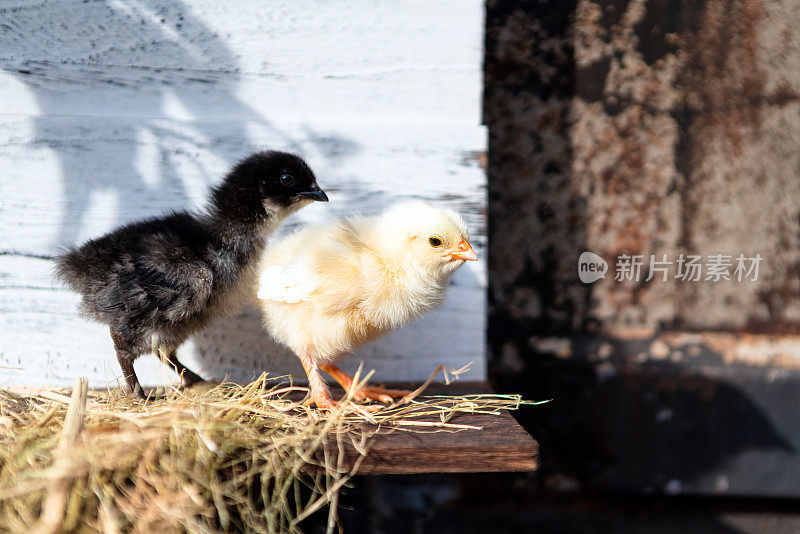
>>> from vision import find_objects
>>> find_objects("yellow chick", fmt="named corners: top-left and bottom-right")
top-left (256, 201), bottom-right (478, 409)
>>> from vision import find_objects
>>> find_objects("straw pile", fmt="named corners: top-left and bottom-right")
top-left (0, 368), bottom-right (536, 533)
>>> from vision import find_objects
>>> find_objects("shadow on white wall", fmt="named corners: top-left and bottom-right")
top-left (0, 0), bottom-right (487, 387)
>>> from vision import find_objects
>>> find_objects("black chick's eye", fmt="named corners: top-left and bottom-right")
top-left (279, 174), bottom-right (295, 187)
top-left (428, 237), bottom-right (442, 247)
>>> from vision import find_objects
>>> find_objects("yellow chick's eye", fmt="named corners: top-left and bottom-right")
top-left (428, 237), bottom-right (443, 247)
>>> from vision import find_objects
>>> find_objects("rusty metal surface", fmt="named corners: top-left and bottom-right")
top-left (486, 0), bottom-right (800, 338)
top-left (485, 0), bottom-right (800, 498)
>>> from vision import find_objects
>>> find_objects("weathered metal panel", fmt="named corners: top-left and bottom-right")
top-left (488, 0), bottom-right (800, 336)
top-left (486, 0), bottom-right (800, 497)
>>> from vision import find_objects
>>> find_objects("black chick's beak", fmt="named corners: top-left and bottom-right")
top-left (298, 183), bottom-right (329, 202)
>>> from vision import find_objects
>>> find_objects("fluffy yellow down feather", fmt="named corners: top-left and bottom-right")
top-left (256, 201), bottom-right (477, 409)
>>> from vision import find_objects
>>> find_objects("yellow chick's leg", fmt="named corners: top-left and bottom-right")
top-left (320, 364), bottom-right (411, 404)
top-left (298, 353), bottom-right (337, 410)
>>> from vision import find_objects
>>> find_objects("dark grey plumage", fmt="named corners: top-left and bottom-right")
top-left (55, 150), bottom-right (327, 397)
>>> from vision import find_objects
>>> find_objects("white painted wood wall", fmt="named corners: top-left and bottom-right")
top-left (0, 0), bottom-right (487, 389)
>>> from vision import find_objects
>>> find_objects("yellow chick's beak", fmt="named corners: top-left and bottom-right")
top-left (449, 238), bottom-right (478, 261)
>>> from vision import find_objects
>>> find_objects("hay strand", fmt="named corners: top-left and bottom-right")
top-left (0, 374), bottom-right (539, 532)
top-left (35, 377), bottom-right (88, 533)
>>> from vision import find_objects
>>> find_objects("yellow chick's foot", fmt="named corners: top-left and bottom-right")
top-left (320, 364), bottom-right (410, 404)
top-left (303, 395), bottom-right (338, 411)
top-left (353, 385), bottom-right (411, 403)
top-left (302, 395), bottom-right (382, 413)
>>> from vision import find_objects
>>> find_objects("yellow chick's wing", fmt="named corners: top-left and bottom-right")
top-left (257, 259), bottom-right (318, 303)
top-left (256, 221), bottom-right (367, 313)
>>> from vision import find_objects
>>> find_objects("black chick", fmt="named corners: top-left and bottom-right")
top-left (55, 151), bottom-right (327, 397)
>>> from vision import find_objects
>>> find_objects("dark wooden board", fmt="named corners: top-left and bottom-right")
top-left (325, 382), bottom-right (538, 475)
top-left (79, 381), bottom-right (537, 475)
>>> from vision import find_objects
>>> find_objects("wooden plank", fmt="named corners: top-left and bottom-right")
top-left (0, 117), bottom-right (487, 387)
top-left (0, 254), bottom-right (486, 387)
top-left (350, 411), bottom-right (538, 474)
top-left (0, 0), bottom-right (488, 389)
top-left (7, 382), bottom-right (538, 474)
top-left (0, 0), bottom-right (483, 124)
top-left (0, 116), bottom-right (487, 257)
top-left (330, 383), bottom-right (538, 474)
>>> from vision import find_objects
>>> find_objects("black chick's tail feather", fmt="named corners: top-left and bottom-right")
top-left (53, 245), bottom-right (86, 292)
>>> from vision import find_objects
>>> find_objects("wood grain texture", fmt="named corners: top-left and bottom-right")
top-left (350, 412), bottom-right (538, 474)
top-left (326, 382), bottom-right (538, 474)
top-left (0, 1), bottom-right (487, 388)
top-left (0, 0), bottom-right (483, 124)
top-left (0, 122), bottom-right (487, 387)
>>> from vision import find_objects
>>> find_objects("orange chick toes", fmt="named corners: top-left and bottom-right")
top-left (321, 364), bottom-right (411, 404)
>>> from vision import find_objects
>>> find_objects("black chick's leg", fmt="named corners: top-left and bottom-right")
top-left (160, 347), bottom-right (204, 388)
top-left (110, 327), bottom-right (145, 399)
